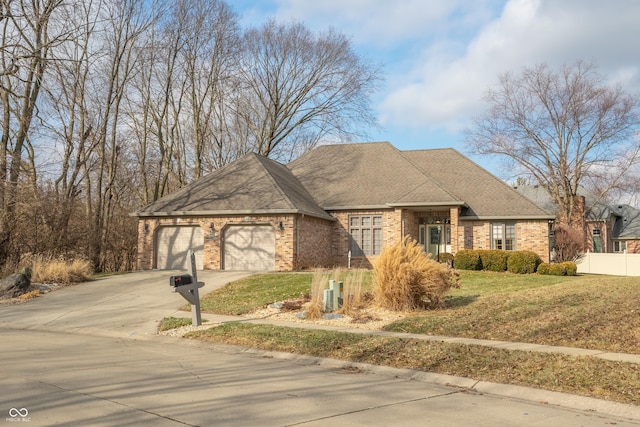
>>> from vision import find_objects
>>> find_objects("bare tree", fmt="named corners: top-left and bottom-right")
top-left (235, 19), bottom-right (382, 161)
top-left (0, 0), bottom-right (67, 263)
top-left (467, 61), bottom-right (640, 226)
top-left (82, 0), bottom-right (154, 270)
top-left (179, 0), bottom-right (240, 177)
top-left (551, 223), bottom-right (584, 262)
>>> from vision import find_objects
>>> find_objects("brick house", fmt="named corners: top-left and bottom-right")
top-left (133, 142), bottom-right (555, 271)
top-left (515, 185), bottom-right (640, 255)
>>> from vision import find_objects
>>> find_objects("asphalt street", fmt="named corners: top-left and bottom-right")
top-left (1, 271), bottom-right (638, 426)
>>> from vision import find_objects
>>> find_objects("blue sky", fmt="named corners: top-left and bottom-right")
top-left (233, 0), bottom-right (640, 179)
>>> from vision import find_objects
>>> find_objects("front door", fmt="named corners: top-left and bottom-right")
top-left (419, 224), bottom-right (449, 259)
top-left (427, 225), bottom-right (443, 258)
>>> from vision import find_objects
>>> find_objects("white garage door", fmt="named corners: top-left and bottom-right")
top-left (223, 225), bottom-right (275, 271)
top-left (156, 226), bottom-right (204, 270)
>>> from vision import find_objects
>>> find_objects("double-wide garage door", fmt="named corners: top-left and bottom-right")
top-left (223, 225), bottom-right (275, 271)
top-left (156, 226), bottom-right (204, 270)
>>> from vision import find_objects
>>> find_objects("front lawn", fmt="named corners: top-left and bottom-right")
top-left (188, 270), bottom-right (640, 404)
top-left (387, 274), bottom-right (640, 354)
top-left (198, 270), bottom-right (640, 354)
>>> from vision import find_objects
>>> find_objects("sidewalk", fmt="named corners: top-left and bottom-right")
top-left (182, 312), bottom-right (640, 365)
top-left (172, 312), bottom-right (640, 422)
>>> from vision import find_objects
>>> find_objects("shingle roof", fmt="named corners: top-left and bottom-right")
top-left (613, 205), bottom-right (640, 239)
top-left (287, 142), bottom-right (462, 209)
top-left (135, 153), bottom-right (333, 220)
top-left (135, 142), bottom-right (556, 221)
top-left (403, 148), bottom-right (553, 219)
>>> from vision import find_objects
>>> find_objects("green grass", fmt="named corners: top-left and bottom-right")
top-left (187, 322), bottom-right (640, 405)
top-left (199, 271), bottom-right (375, 315)
top-left (158, 317), bottom-right (195, 331)
top-left (199, 273), bottom-right (315, 315)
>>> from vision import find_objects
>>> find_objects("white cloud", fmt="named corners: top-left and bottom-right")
top-left (235, 0), bottom-right (640, 137)
top-left (380, 0), bottom-right (640, 131)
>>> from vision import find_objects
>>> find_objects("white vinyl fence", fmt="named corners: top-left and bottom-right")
top-left (576, 252), bottom-right (640, 276)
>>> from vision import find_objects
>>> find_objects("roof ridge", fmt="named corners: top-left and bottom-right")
top-left (134, 152), bottom-right (258, 213)
top-left (253, 154), bottom-right (298, 210)
top-left (398, 148), bottom-right (462, 203)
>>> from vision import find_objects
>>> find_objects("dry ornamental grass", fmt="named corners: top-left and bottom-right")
top-left (373, 236), bottom-right (459, 310)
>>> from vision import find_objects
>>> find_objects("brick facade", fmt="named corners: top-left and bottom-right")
top-left (137, 207), bottom-right (551, 271)
top-left (295, 215), bottom-right (334, 269)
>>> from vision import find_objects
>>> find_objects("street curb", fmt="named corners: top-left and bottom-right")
top-left (2, 322), bottom-right (639, 423)
top-left (189, 340), bottom-right (640, 423)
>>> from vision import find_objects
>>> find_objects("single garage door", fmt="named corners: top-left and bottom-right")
top-left (223, 225), bottom-right (275, 271)
top-left (156, 226), bottom-right (204, 270)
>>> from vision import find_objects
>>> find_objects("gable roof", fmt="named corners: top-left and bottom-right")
top-left (135, 153), bottom-right (333, 220)
top-left (287, 142), bottom-right (463, 209)
top-left (404, 149), bottom-right (554, 219)
top-left (613, 205), bottom-right (640, 239)
top-left (134, 142), bottom-right (555, 221)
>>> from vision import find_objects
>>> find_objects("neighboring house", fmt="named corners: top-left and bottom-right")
top-left (514, 185), bottom-right (640, 254)
top-left (133, 142), bottom-right (555, 271)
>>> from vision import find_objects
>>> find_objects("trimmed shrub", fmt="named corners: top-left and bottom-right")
top-left (562, 261), bottom-right (577, 276)
top-left (438, 252), bottom-right (454, 266)
top-left (539, 261), bottom-right (578, 276)
top-left (373, 236), bottom-right (459, 310)
top-left (538, 262), bottom-right (562, 275)
top-left (537, 263), bottom-right (551, 275)
top-left (506, 250), bottom-right (542, 274)
top-left (454, 249), bottom-right (482, 270)
top-left (477, 249), bottom-right (509, 272)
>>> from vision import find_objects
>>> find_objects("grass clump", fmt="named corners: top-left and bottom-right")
top-left (17, 254), bottom-right (93, 284)
top-left (306, 270), bottom-right (327, 319)
top-left (339, 268), bottom-right (369, 315)
top-left (159, 316), bottom-right (193, 331)
top-left (373, 236), bottom-right (459, 311)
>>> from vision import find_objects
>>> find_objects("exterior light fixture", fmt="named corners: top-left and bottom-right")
top-left (278, 221), bottom-right (284, 232)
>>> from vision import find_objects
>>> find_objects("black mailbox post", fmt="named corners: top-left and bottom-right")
top-left (169, 250), bottom-right (204, 326)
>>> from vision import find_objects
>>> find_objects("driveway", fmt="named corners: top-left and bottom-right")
top-left (1, 271), bottom-right (639, 426)
top-left (0, 270), bottom-right (250, 336)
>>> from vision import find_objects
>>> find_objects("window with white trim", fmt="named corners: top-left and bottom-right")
top-left (349, 215), bottom-right (383, 256)
top-left (491, 223), bottom-right (516, 250)
top-left (614, 240), bottom-right (626, 253)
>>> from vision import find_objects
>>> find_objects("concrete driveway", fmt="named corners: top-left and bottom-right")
top-left (1, 271), bottom-right (639, 426)
top-left (0, 270), bottom-right (250, 336)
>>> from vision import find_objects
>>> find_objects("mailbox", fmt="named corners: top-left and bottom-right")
top-left (168, 250), bottom-right (204, 326)
top-left (170, 274), bottom-right (193, 287)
